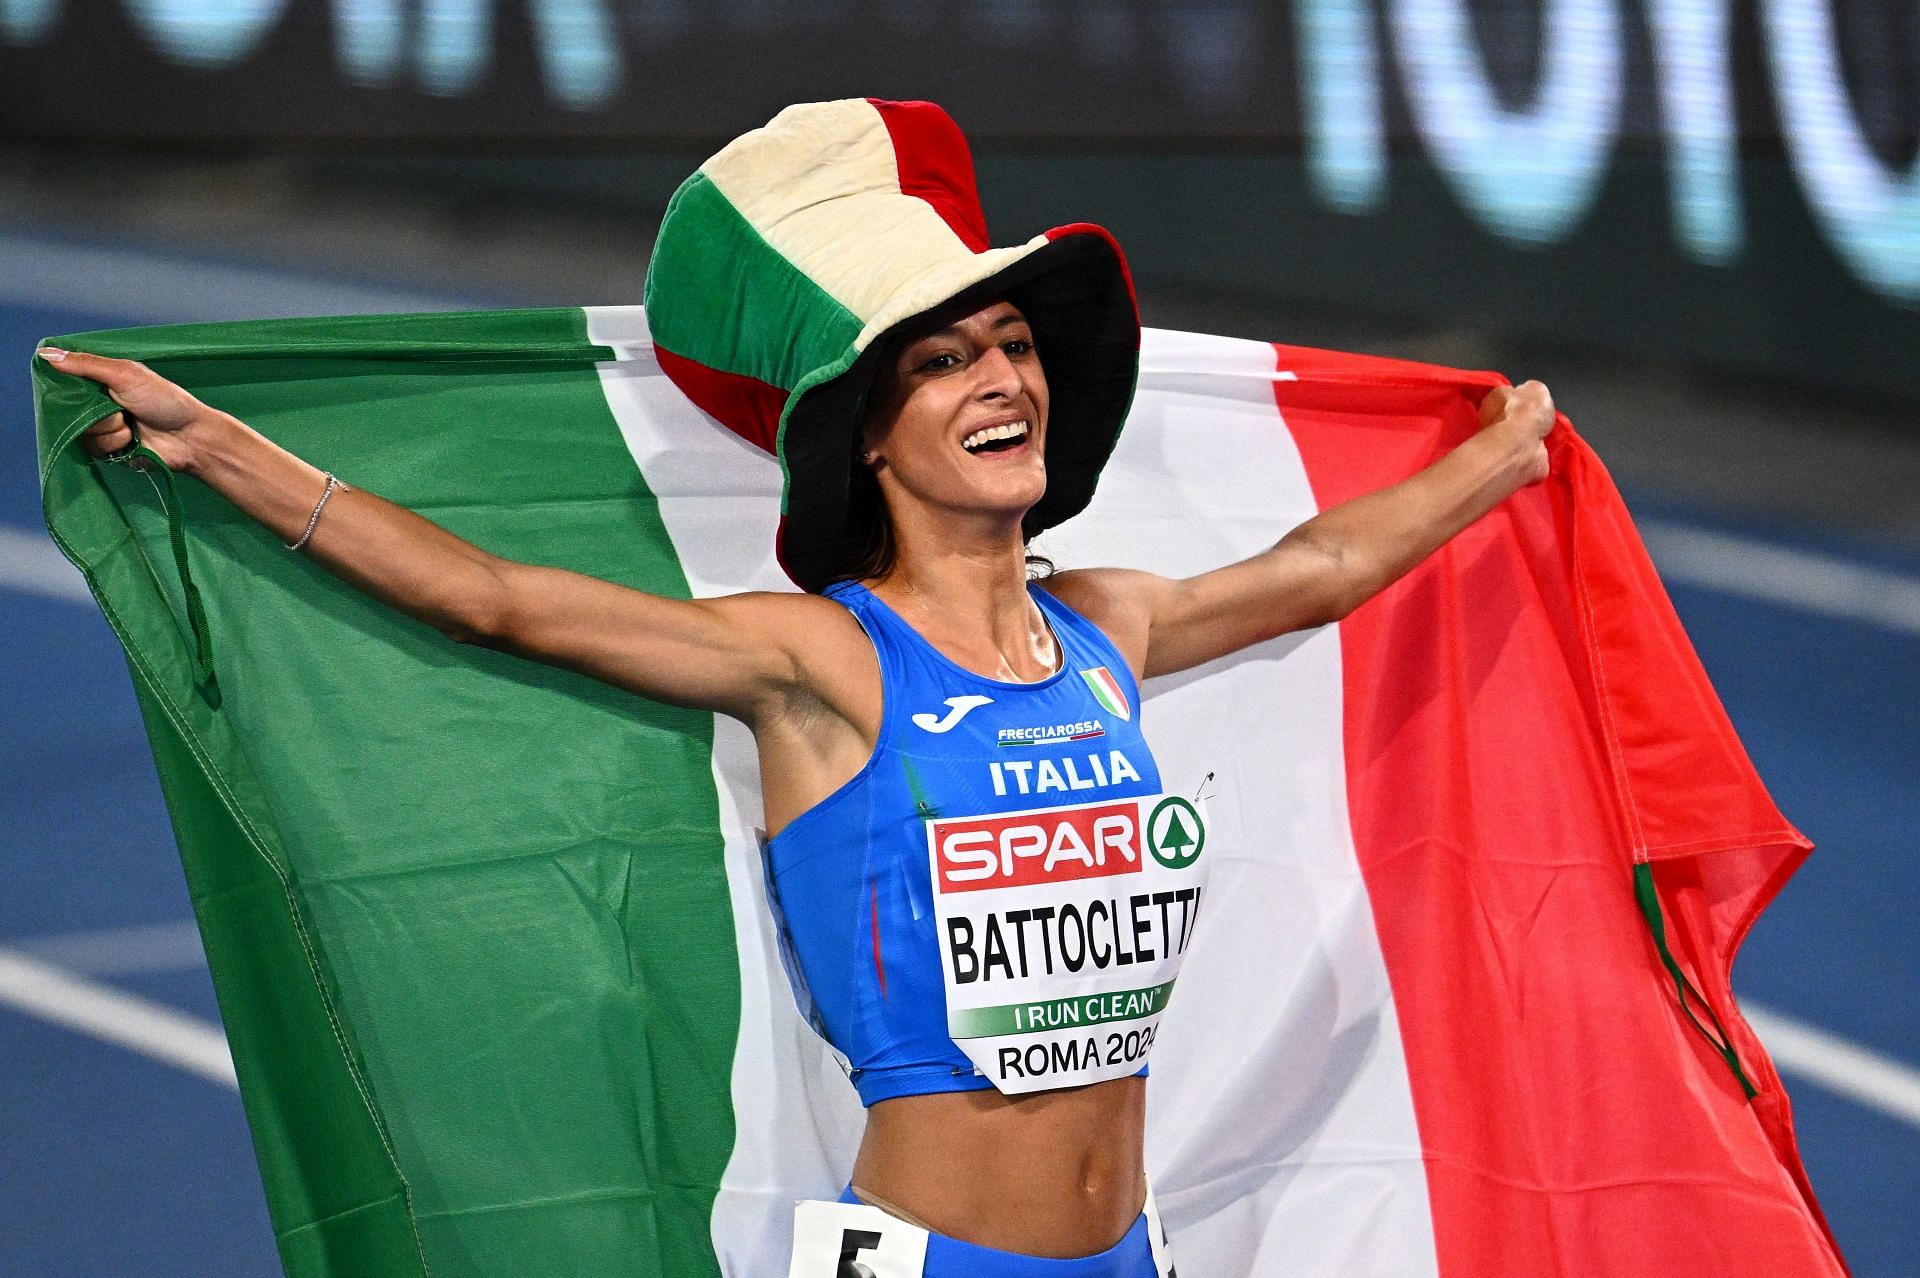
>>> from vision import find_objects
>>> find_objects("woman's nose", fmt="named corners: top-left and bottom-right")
top-left (972, 345), bottom-right (1022, 397)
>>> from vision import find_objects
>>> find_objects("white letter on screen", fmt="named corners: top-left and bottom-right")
top-left (1390, 0), bottom-right (1624, 246)
top-left (1762, 0), bottom-right (1920, 302)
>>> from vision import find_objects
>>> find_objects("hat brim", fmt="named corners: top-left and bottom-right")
top-left (774, 226), bottom-right (1139, 593)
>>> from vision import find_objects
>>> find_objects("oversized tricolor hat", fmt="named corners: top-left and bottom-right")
top-left (643, 97), bottom-right (1141, 594)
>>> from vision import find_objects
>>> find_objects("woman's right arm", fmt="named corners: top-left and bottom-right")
top-left (39, 346), bottom-right (804, 722)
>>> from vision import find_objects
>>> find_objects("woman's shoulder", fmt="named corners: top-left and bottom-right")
top-left (706, 591), bottom-right (871, 637)
top-left (697, 587), bottom-right (876, 672)
top-left (710, 586), bottom-right (881, 734)
top-left (698, 586), bottom-right (859, 625)
top-left (1034, 566), bottom-right (1147, 629)
top-left (1033, 568), bottom-right (1152, 683)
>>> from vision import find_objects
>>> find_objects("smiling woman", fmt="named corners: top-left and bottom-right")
top-left (626, 97), bottom-right (1548, 1274)
top-left (841, 299), bottom-right (1054, 586)
top-left (639, 99), bottom-right (1140, 601)
top-left (37, 96), bottom-right (1554, 1277)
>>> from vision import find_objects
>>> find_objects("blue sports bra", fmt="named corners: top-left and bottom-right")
top-left (761, 578), bottom-right (1212, 1106)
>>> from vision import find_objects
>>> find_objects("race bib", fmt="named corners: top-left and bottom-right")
top-left (787, 1200), bottom-right (928, 1278)
top-left (926, 791), bottom-right (1210, 1093)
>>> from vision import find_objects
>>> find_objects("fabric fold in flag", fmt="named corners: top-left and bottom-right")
top-left (32, 309), bottom-right (1847, 1277)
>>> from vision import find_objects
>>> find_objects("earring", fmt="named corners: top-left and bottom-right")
top-left (862, 450), bottom-right (876, 464)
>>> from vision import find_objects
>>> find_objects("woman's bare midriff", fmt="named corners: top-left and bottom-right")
top-left (850, 1072), bottom-right (1148, 1258)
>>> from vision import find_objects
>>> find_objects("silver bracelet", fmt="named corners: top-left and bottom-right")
top-left (286, 473), bottom-right (350, 551)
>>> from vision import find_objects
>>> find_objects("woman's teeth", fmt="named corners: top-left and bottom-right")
top-left (962, 421), bottom-right (1029, 453)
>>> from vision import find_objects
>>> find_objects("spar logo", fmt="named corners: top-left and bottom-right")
top-left (1147, 796), bottom-right (1205, 869)
top-left (930, 798), bottom-right (1143, 893)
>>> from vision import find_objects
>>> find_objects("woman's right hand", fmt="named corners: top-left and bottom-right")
top-left (32, 345), bottom-right (838, 730)
top-left (36, 347), bottom-right (229, 474)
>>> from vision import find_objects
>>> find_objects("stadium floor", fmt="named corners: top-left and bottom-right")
top-left (2, 252), bottom-right (1913, 1277)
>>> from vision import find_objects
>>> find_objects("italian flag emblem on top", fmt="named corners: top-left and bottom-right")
top-left (1079, 665), bottom-right (1131, 720)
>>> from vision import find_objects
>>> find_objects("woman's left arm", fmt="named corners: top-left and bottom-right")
top-left (1047, 380), bottom-right (1557, 679)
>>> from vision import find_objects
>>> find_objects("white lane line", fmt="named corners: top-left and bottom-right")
top-left (0, 230), bottom-right (477, 324)
top-left (0, 525), bottom-right (90, 604)
top-left (0, 945), bottom-right (236, 1089)
top-left (1744, 1002), bottom-right (1920, 1130)
top-left (14, 919), bottom-right (208, 976)
top-left (1639, 520), bottom-right (1920, 636)
top-left (3, 923), bottom-right (1915, 1129)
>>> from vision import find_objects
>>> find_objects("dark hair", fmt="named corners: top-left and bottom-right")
top-left (830, 452), bottom-right (1056, 587)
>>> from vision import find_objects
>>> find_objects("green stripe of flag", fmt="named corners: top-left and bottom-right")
top-left (35, 308), bottom-right (741, 1277)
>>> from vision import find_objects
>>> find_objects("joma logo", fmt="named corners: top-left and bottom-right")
top-left (912, 695), bottom-right (992, 733)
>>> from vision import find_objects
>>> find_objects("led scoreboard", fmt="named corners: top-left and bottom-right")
top-left (3, 1), bottom-right (1914, 396)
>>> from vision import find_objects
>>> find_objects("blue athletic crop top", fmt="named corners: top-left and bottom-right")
top-left (761, 578), bottom-right (1212, 1106)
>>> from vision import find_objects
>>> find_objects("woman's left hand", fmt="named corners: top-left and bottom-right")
top-left (1097, 373), bottom-right (1566, 671)
top-left (1475, 380), bottom-right (1556, 486)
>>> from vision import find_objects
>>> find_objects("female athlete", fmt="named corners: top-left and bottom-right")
top-left (38, 99), bottom-right (1553, 1277)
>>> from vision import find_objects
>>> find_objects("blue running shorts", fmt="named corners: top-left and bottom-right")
top-left (783, 1183), bottom-right (1176, 1277)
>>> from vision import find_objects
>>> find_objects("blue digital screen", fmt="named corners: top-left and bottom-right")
top-left (1, 1), bottom-right (1914, 386)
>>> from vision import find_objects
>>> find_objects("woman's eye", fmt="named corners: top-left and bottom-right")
top-left (1003, 338), bottom-right (1035, 356)
top-left (918, 352), bottom-right (960, 372)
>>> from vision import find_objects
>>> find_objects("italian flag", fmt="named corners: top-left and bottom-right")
top-left (32, 310), bottom-right (1847, 1277)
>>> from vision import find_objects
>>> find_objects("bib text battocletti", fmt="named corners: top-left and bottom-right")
top-left (762, 578), bottom-right (1213, 1101)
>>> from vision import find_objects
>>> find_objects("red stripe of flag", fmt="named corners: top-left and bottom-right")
top-left (1272, 342), bottom-right (1845, 1276)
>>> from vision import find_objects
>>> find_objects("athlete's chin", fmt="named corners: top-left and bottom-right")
top-left (979, 494), bottom-right (1046, 531)
top-left (924, 466), bottom-right (1048, 530)
top-left (967, 469), bottom-right (1046, 513)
